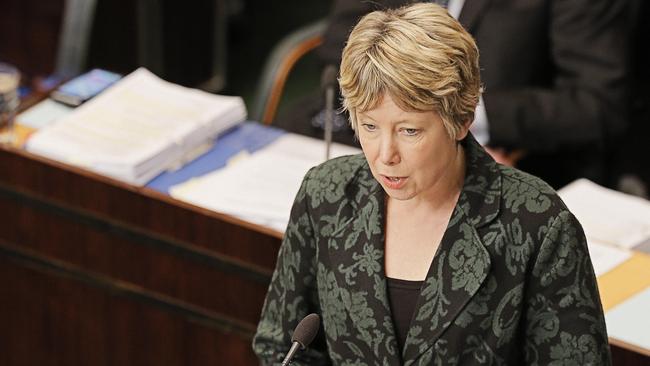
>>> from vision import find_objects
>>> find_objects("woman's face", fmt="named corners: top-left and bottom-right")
top-left (357, 94), bottom-right (468, 202)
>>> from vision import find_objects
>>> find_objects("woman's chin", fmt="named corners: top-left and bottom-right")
top-left (382, 187), bottom-right (415, 201)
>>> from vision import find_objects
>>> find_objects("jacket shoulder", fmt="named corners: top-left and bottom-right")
top-left (498, 165), bottom-right (570, 216)
top-left (308, 153), bottom-right (366, 181)
top-left (302, 153), bottom-right (368, 207)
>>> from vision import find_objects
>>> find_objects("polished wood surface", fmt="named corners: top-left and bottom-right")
top-left (0, 251), bottom-right (259, 366)
top-left (1, 144), bottom-right (649, 365)
top-left (0, 145), bottom-right (282, 365)
top-left (0, 0), bottom-right (64, 78)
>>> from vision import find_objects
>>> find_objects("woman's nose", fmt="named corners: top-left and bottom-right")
top-left (379, 136), bottom-right (400, 166)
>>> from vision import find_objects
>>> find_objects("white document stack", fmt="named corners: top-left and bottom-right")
top-left (25, 68), bottom-right (247, 185)
top-left (170, 134), bottom-right (362, 232)
top-left (558, 179), bottom-right (650, 276)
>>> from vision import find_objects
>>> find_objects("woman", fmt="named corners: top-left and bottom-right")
top-left (253, 3), bottom-right (609, 365)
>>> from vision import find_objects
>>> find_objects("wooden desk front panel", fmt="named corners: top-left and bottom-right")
top-left (0, 257), bottom-right (259, 366)
top-left (0, 147), bottom-right (283, 365)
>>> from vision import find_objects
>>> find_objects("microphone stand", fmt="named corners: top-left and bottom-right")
top-left (281, 342), bottom-right (302, 366)
top-left (324, 85), bottom-right (333, 161)
top-left (321, 65), bottom-right (337, 161)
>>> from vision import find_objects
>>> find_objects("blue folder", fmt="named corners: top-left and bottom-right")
top-left (146, 122), bottom-right (285, 193)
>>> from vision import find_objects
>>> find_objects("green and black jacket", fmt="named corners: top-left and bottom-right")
top-left (253, 135), bottom-right (610, 365)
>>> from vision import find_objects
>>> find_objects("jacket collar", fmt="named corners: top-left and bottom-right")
top-left (455, 133), bottom-right (503, 229)
top-left (327, 134), bottom-right (502, 364)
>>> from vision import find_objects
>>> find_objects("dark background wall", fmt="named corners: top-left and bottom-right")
top-left (0, 0), bottom-right (331, 107)
top-left (0, 0), bottom-right (65, 79)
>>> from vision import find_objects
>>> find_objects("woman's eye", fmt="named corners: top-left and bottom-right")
top-left (362, 123), bottom-right (377, 131)
top-left (402, 128), bottom-right (419, 136)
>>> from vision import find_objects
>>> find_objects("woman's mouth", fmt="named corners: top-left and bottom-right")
top-left (381, 175), bottom-right (407, 189)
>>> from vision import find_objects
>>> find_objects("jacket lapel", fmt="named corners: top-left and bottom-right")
top-left (326, 162), bottom-right (402, 365)
top-left (402, 135), bottom-right (502, 365)
top-left (458, 0), bottom-right (492, 32)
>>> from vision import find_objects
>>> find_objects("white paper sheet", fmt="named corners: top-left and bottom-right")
top-left (170, 134), bottom-right (361, 232)
top-left (559, 179), bottom-right (650, 249)
top-left (17, 98), bottom-right (73, 129)
top-left (586, 238), bottom-right (632, 277)
top-left (605, 287), bottom-right (650, 352)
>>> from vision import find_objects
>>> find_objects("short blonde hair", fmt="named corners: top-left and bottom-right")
top-left (339, 3), bottom-right (481, 139)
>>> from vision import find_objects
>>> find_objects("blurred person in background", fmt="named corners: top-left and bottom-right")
top-left (275, 0), bottom-right (629, 189)
top-left (612, 0), bottom-right (650, 198)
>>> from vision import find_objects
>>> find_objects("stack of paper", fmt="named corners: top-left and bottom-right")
top-left (559, 179), bottom-right (650, 248)
top-left (25, 68), bottom-right (247, 185)
top-left (558, 179), bottom-right (650, 276)
top-left (170, 134), bottom-right (361, 232)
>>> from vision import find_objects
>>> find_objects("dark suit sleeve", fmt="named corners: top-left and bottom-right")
top-left (484, 0), bottom-right (629, 152)
top-left (316, 0), bottom-right (411, 66)
top-left (523, 210), bottom-right (611, 365)
top-left (316, 0), bottom-right (371, 66)
top-left (252, 168), bottom-right (329, 366)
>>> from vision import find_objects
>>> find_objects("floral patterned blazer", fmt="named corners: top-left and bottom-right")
top-left (253, 135), bottom-right (610, 365)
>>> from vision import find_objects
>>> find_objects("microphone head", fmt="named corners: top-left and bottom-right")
top-left (291, 313), bottom-right (320, 349)
top-left (321, 65), bottom-right (338, 91)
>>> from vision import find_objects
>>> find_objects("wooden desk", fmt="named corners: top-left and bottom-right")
top-left (0, 145), bottom-right (282, 365)
top-left (1, 144), bottom-right (648, 365)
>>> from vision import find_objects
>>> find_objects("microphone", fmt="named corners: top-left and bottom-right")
top-left (281, 313), bottom-right (321, 366)
top-left (321, 65), bottom-right (338, 161)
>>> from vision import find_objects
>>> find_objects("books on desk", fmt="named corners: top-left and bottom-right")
top-left (25, 68), bottom-right (247, 185)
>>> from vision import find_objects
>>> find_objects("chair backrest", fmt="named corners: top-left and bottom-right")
top-left (55, 0), bottom-right (228, 92)
top-left (251, 19), bottom-right (327, 124)
top-left (55, 0), bottom-right (98, 78)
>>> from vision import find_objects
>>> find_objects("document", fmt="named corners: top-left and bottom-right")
top-left (558, 179), bottom-right (650, 249)
top-left (17, 98), bottom-right (73, 129)
top-left (25, 68), bottom-right (247, 185)
top-left (170, 133), bottom-right (361, 232)
top-left (597, 252), bottom-right (650, 312)
top-left (587, 238), bottom-right (632, 277)
top-left (605, 287), bottom-right (650, 351)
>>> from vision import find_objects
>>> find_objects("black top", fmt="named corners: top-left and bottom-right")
top-left (386, 277), bottom-right (424, 358)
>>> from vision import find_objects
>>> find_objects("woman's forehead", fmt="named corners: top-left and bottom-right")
top-left (359, 93), bottom-right (433, 117)
top-left (358, 96), bottom-right (440, 125)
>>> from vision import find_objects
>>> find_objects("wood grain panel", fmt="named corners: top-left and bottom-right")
top-left (0, 254), bottom-right (258, 366)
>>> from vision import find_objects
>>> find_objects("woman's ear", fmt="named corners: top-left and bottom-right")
top-left (456, 119), bottom-right (472, 141)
